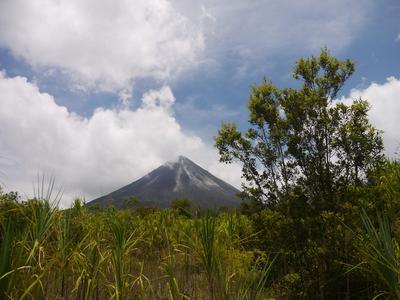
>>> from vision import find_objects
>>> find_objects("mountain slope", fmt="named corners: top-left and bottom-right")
top-left (89, 156), bottom-right (241, 209)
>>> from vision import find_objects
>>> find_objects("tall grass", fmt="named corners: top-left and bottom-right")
top-left (0, 192), bottom-right (277, 299)
top-left (356, 209), bottom-right (400, 299)
top-left (237, 256), bottom-right (277, 300)
top-left (107, 213), bottom-right (138, 300)
top-left (195, 213), bottom-right (217, 297)
top-left (0, 218), bottom-right (15, 299)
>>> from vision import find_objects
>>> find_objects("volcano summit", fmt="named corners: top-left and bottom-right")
top-left (89, 156), bottom-right (241, 209)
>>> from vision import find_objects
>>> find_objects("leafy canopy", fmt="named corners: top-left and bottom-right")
top-left (215, 48), bottom-right (383, 208)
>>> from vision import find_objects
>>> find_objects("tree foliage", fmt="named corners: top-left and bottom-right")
top-left (215, 49), bottom-right (390, 298)
top-left (215, 48), bottom-right (384, 209)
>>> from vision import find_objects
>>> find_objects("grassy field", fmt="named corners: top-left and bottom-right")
top-left (0, 194), bottom-right (276, 300)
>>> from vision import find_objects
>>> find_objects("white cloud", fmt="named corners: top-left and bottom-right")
top-left (0, 0), bottom-right (373, 91)
top-left (341, 77), bottom-right (400, 157)
top-left (0, 0), bottom-right (205, 91)
top-left (0, 72), bottom-right (242, 207)
top-left (141, 85), bottom-right (176, 111)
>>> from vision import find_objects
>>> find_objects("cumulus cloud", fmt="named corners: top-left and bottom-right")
top-left (141, 85), bottom-right (176, 111)
top-left (0, 72), bottom-right (241, 206)
top-left (341, 77), bottom-right (400, 157)
top-left (0, 0), bottom-right (373, 91)
top-left (0, 0), bottom-right (204, 91)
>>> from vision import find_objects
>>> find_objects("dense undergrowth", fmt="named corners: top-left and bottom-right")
top-left (0, 161), bottom-right (399, 299)
top-left (0, 189), bottom-right (274, 300)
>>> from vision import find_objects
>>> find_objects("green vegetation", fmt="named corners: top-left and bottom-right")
top-left (171, 198), bottom-right (193, 217)
top-left (214, 48), bottom-right (400, 298)
top-left (1, 162), bottom-right (400, 299)
top-left (0, 194), bottom-right (273, 299)
top-left (1, 49), bottom-right (399, 299)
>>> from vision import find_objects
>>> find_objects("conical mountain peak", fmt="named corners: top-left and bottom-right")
top-left (89, 156), bottom-right (240, 209)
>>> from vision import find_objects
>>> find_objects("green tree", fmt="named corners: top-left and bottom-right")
top-left (216, 49), bottom-right (386, 298)
top-left (215, 48), bottom-right (383, 210)
top-left (171, 198), bottom-right (192, 217)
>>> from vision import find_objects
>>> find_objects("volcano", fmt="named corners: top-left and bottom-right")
top-left (88, 156), bottom-right (241, 209)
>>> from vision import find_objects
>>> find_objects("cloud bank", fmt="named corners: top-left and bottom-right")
top-left (0, 72), bottom-right (241, 206)
top-left (0, 0), bottom-right (373, 90)
top-left (0, 0), bottom-right (204, 91)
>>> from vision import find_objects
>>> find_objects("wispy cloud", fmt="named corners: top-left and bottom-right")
top-left (198, 0), bottom-right (374, 72)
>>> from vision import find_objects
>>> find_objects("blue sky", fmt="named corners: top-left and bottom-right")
top-left (0, 0), bottom-right (399, 205)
